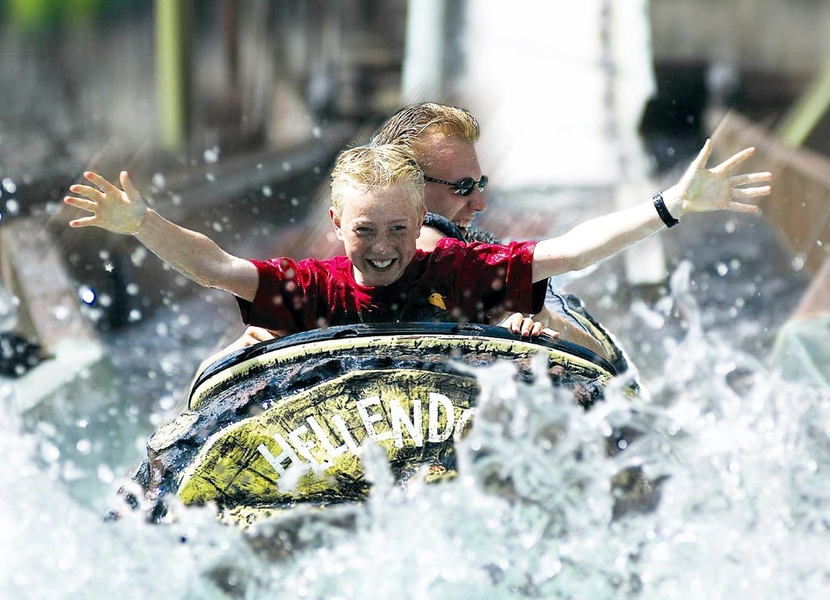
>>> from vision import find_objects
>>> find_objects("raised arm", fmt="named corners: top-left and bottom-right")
top-left (64, 171), bottom-right (259, 301)
top-left (532, 140), bottom-right (772, 282)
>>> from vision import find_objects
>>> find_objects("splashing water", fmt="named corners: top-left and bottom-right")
top-left (4, 262), bottom-right (830, 599)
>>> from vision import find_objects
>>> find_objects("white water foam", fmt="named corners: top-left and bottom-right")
top-left (3, 263), bottom-right (830, 599)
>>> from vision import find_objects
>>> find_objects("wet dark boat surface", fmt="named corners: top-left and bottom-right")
top-left (133, 323), bottom-right (634, 525)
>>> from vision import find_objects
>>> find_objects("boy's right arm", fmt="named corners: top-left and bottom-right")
top-left (65, 171), bottom-right (259, 302)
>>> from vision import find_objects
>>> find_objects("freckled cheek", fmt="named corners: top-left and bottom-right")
top-left (346, 237), bottom-right (369, 255)
top-left (395, 240), bottom-right (414, 257)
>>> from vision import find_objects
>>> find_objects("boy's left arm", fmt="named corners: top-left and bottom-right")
top-left (532, 140), bottom-right (772, 282)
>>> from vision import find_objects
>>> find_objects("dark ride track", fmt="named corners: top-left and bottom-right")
top-left (132, 322), bottom-right (637, 525)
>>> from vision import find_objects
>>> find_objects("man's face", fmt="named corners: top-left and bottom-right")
top-left (331, 185), bottom-right (425, 287)
top-left (420, 137), bottom-right (487, 233)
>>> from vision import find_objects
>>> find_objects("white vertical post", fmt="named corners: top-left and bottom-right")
top-left (401, 0), bottom-right (447, 103)
top-left (609, 0), bottom-right (667, 285)
top-left (455, 0), bottom-right (615, 188)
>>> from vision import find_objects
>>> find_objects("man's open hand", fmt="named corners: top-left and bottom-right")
top-left (667, 139), bottom-right (773, 216)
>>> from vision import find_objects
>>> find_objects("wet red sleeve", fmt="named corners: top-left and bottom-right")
top-left (437, 239), bottom-right (545, 316)
top-left (473, 240), bottom-right (544, 314)
top-left (235, 258), bottom-right (320, 332)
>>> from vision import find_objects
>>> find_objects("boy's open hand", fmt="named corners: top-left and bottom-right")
top-left (65, 171), bottom-right (148, 235)
top-left (666, 139), bottom-right (773, 216)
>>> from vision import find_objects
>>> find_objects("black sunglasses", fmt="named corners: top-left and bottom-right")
top-left (423, 175), bottom-right (488, 197)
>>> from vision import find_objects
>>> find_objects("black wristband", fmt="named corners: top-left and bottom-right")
top-left (653, 192), bottom-right (679, 228)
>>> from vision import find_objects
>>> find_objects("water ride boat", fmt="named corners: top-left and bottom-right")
top-left (132, 322), bottom-right (636, 524)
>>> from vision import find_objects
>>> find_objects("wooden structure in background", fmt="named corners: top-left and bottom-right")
top-left (710, 110), bottom-right (830, 276)
top-left (0, 219), bottom-right (98, 351)
top-left (0, 219), bottom-right (104, 411)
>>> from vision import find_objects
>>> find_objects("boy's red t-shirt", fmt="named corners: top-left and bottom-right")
top-left (237, 238), bottom-right (545, 333)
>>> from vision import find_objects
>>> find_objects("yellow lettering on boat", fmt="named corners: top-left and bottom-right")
top-left (178, 369), bottom-right (479, 506)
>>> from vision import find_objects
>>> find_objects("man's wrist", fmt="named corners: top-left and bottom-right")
top-left (653, 192), bottom-right (679, 228)
top-left (664, 186), bottom-right (687, 214)
top-left (655, 185), bottom-right (686, 222)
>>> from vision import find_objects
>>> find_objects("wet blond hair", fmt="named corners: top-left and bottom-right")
top-left (330, 143), bottom-right (425, 218)
top-left (371, 102), bottom-right (480, 168)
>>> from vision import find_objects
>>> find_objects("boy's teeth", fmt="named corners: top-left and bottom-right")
top-left (371, 259), bottom-right (393, 269)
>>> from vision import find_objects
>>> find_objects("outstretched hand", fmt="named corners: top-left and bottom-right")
top-left (64, 171), bottom-right (148, 235)
top-left (667, 139), bottom-right (772, 216)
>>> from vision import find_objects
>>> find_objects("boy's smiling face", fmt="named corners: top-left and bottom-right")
top-left (330, 184), bottom-right (426, 287)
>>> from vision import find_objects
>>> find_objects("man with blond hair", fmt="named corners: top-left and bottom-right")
top-left (372, 102), bottom-right (490, 248)
top-left (373, 102), bottom-right (621, 359)
top-left (64, 140), bottom-right (771, 344)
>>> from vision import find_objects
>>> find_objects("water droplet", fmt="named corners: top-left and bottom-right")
top-left (206, 172), bottom-right (216, 182)
top-left (2, 178), bottom-right (17, 194)
top-left (204, 147), bottom-right (219, 163)
top-left (57, 554), bottom-right (74, 571)
top-left (791, 253), bottom-right (806, 271)
top-left (158, 395), bottom-right (176, 411)
top-left (312, 126), bottom-right (321, 138)
top-left (152, 173), bottom-right (166, 188)
top-left (78, 286), bottom-right (96, 305)
top-left (282, 161), bottom-right (292, 171)
top-left (6, 199), bottom-right (19, 215)
top-left (131, 246), bottom-right (148, 267)
top-left (262, 185), bottom-right (272, 197)
top-left (76, 439), bottom-right (92, 455)
top-left (97, 464), bottom-right (114, 483)
top-left (40, 441), bottom-right (60, 463)
top-left (716, 263), bottom-right (729, 276)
